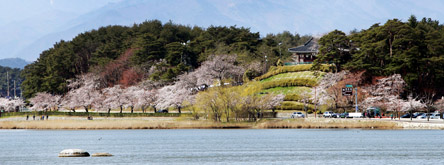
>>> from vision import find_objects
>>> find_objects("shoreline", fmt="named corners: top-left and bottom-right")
top-left (1, 116), bottom-right (444, 130)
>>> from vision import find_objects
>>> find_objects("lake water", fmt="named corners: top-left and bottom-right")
top-left (1, 129), bottom-right (444, 164)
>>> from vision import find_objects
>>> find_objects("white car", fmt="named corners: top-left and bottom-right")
top-left (291, 112), bottom-right (305, 118)
top-left (429, 113), bottom-right (441, 119)
top-left (419, 113), bottom-right (433, 119)
top-left (323, 111), bottom-right (334, 118)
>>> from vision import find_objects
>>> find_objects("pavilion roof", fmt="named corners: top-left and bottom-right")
top-left (288, 37), bottom-right (319, 53)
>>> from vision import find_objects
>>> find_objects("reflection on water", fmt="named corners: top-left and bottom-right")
top-left (1, 129), bottom-right (444, 164)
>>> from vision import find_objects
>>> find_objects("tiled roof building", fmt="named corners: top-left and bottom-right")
top-left (287, 37), bottom-right (319, 65)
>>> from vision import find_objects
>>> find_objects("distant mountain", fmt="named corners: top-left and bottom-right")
top-left (0, 58), bottom-right (30, 69)
top-left (4, 0), bottom-right (440, 61)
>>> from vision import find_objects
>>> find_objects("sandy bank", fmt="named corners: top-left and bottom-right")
top-left (1, 116), bottom-right (444, 129)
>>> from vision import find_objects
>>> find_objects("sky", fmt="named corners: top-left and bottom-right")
top-left (1, 0), bottom-right (444, 61)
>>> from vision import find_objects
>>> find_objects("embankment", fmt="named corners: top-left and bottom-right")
top-left (0, 117), bottom-right (430, 130)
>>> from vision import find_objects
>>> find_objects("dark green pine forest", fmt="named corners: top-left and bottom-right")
top-left (20, 16), bottom-right (444, 99)
top-left (314, 15), bottom-right (444, 97)
top-left (20, 20), bottom-right (308, 98)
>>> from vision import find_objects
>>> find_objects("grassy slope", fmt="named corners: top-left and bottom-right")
top-left (262, 86), bottom-right (311, 95)
top-left (257, 64), bottom-right (329, 111)
top-left (261, 71), bottom-right (325, 82)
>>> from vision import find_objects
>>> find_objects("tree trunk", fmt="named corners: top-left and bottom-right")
top-left (226, 111), bottom-right (229, 122)
top-left (410, 110), bottom-right (413, 121)
top-left (71, 108), bottom-right (75, 113)
top-left (120, 105), bottom-right (123, 113)
top-left (131, 106), bottom-right (134, 113)
top-left (427, 108), bottom-right (430, 122)
top-left (153, 105), bottom-right (157, 113)
top-left (141, 106), bottom-right (146, 113)
top-left (108, 108), bottom-right (111, 115)
top-left (84, 106), bottom-right (88, 113)
top-left (389, 32), bottom-right (393, 58)
top-left (178, 106), bottom-right (181, 114)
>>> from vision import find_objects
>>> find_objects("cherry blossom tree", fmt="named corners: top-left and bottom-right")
top-left (0, 98), bottom-right (25, 112)
top-left (361, 74), bottom-right (406, 118)
top-left (199, 54), bottom-right (244, 85)
top-left (102, 85), bottom-right (125, 113)
top-left (401, 95), bottom-right (425, 120)
top-left (311, 71), bottom-right (348, 111)
top-left (91, 91), bottom-right (107, 113)
top-left (300, 90), bottom-right (311, 117)
top-left (61, 94), bottom-right (77, 112)
top-left (64, 73), bottom-right (101, 113)
top-left (122, 86), bottom-right (140, 113)
top-left (156, 84), bottom-right (193, 113)
top-left (134, 88), bottom-right (158, 113)
top-left (29, 92), bottom-right (61, 112)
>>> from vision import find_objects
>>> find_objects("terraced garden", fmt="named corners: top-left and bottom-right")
top-left (257, 64), bottom-right (332, 111)
top-left (262, 86), bottom-right (311, 95)
top-left (261, 71), bottom-right (325, 82)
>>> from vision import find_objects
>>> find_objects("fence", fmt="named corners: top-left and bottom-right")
top-left (0, 111), bottom-right (187, 118)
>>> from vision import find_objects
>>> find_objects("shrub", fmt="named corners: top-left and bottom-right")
top-left (283, 94), bottom-right (314, 104)
top-left (255, 64), bottom-right (331, 81)
top-left (0, 111), bottom-right (185, 117)
top-left (261, 78), bottom-right (318, 89)
top-left (276, 101), bottom-right (314, 110)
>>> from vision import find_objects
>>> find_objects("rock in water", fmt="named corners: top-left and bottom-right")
top-left (92, 153), bottom-right (113, 157)
top-left (58, 149), bottom-right (90, 157)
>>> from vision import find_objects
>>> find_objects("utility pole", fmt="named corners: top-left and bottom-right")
top-left (264, 55), bottom-right (268, 73)
top-left (355, 87), bottom-right (358, 113)
top-left (314, 86), bottom-right (317, 118)
top-left (14, 80), bottom-right (16, 98)
top-left (7, 71), bottom-right (9, 98)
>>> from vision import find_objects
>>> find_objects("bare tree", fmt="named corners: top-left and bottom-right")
top-left (434, 97), bottom-right (444, 121)
top-left (403, 95), bottom-right (425, 121)
top-left (312, 71), bottom-right (348, 112)
top-left (300, 91), bottom-right (311, 117)
top-left (422, 91), bottom-right (436, 121)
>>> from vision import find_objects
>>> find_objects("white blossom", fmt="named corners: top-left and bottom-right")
top-left (63, 73), bottom-right (101, 112)
top-left (29, 92), bottom-right (61, 111)
top-left (0, 98), bottom-right (25, 112)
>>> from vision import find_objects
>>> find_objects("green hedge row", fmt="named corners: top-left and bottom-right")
top-left (283, 94), bottom-right (314, 104)
top-left (276, 101), bottom-right (315, 110)
top-left (261, 78), bottom-right (318, 89)
top-left (0, 111), bottom-right (185, 117)
top-left (255, 64), bottom-right (331, 81)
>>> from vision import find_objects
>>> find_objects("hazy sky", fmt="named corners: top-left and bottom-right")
top-left (0, 0), bottom-right (120, 25)
top-left (1, 0), bottom-right (444, 61)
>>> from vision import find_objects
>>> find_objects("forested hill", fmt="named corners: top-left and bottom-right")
top-left (21, 20), bottom-right (309, 98)
top-left (0, 66), bottom-right (22, 97)
top-left (314, 15), bottom-right (444, 97)
top-left (0, 58), bottom-right (29, 69)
